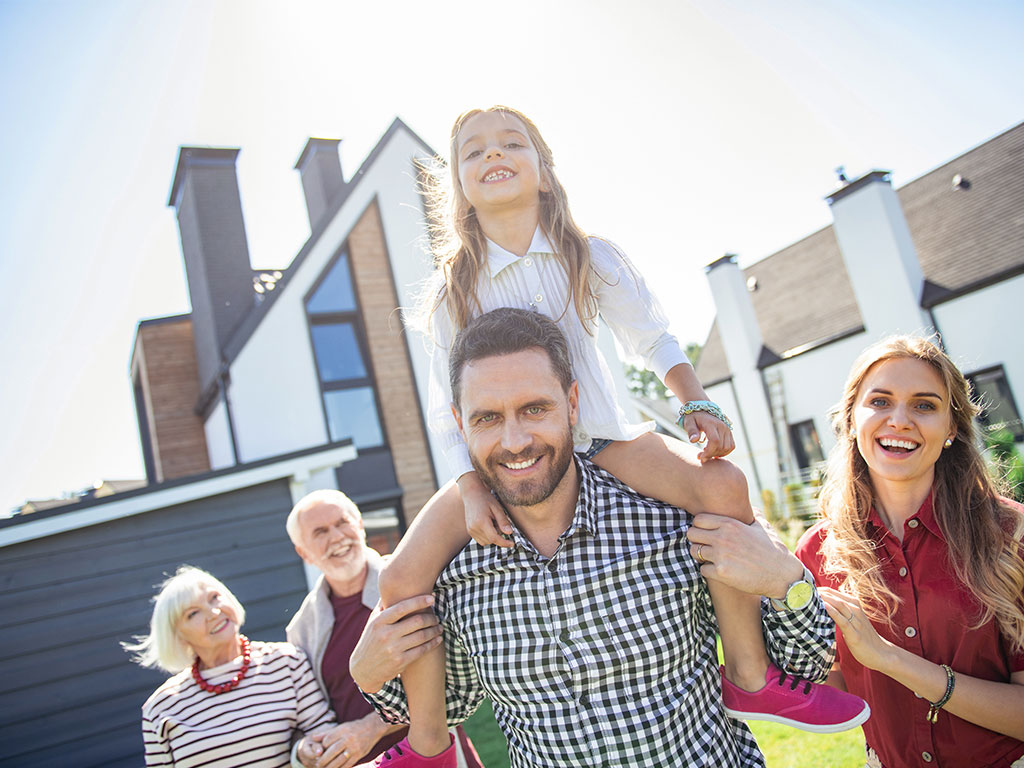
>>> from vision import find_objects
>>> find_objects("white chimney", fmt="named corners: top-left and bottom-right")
top-left (705, 254), bottom-right (765, 372)
top-left (826, 171), bottom-right (932, 336)
top-left (704, 254), bottom-right (779, 497)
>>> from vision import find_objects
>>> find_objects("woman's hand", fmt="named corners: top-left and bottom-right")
top-left (458, 472), bottom-right (514, 547)
top-left (296, 732), bottom-right (323, 767)
top-left (819, 587), bottom-right (897, 672)
top-left (314, 716), bottom-right (391, 768)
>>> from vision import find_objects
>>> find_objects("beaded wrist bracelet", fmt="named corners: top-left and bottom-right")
top-left (676, 400), bottom-right (733, 431)
top-left (926, 664), bottom-right (956, 724)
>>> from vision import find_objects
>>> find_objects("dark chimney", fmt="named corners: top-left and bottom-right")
top-left (168, 147), bottom-right (254, 395)
top-left (295, 138), bottom-right (345, 230)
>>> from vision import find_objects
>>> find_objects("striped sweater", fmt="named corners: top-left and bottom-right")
top-left (142, 641), bottom-right (335, 767)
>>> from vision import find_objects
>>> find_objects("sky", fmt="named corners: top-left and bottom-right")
top-left (1, 0), bottom-right (1022, 513)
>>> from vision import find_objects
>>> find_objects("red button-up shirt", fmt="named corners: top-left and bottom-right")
top-left (797, 495), bottom-right (1024, 768)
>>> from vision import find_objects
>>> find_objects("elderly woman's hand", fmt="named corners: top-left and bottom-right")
top-left (296, 732), bottom-right (324, 767)
top-left (819, 587), bottom-right (898, 673)
top-left (314, 715), bottom-right (391, 768)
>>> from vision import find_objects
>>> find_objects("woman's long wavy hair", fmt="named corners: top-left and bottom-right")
top-left (418, 106), bottom-right (597, 334)
top-left (818, 335), bottom-right (1024, 652)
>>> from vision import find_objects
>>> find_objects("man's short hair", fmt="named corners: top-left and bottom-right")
top-left (285, 488), bottom-right (360, 546)
top-left (449, 308), bottom-right (573, 410)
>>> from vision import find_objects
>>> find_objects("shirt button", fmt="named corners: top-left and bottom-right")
top-left (899, 567), bottom-right (908, 577)
top-left (523, 257), bottom-right (533, 267)
top-left (559, 628), bottom-right (570, 643)
top-left (922, 751), bottom-right (933, 762)
top-left (905, 626), bottom-right (917, 638)
top-left (534, 293), bottom-right (543, 303)
top-left (908, 519), bottom-right (919, 529)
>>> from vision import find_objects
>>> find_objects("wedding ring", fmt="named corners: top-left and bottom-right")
top-left (695, 544), bottom-right (707, 564)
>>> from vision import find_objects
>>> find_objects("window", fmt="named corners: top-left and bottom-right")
top-left (306, 250), bottom-right (385, 449)
top-left (967, 366), bottom-right (1024, 442)
top-left (789, 420), bottom-right (825, 470)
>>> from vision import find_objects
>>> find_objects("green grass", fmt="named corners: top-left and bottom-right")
top-left (461, 699), bottom-right (509, 766)
top-left (461, 697), bottom-right (866, 768)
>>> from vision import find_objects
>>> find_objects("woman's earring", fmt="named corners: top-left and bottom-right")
top-left (944, 437), bottom-right (953, 449)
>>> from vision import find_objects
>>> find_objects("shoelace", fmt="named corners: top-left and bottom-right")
top-left (382, 744), bottom-right (405, 761)
top-left (777, 670), bottom-right (812, 695)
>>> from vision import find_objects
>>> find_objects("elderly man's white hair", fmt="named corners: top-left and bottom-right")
top-left (285, 488), bottom-right (361, 546)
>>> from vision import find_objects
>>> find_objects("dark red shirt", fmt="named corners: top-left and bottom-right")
top-left (797, 495), bottom-right (1024, 768)
top-left (322, 589), bottom-right (407, 762)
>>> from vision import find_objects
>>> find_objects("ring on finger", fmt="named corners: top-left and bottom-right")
top-left (695, 543), bottom-right (707, 564)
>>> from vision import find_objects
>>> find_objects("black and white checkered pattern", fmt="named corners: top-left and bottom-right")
top-left (369, 459), bottom-right (835, 768)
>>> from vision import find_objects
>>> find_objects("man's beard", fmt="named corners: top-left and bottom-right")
top-left (470, 428), bottom-right (575, 509)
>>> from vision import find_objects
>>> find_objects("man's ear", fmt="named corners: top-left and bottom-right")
top-left (567, 380), bottom-right (579, 427)
top-left (293, 543), bottom-right (313, 566)
top-left (451, 402), bottom-right (464, 433)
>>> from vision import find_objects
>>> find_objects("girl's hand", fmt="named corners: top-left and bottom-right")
top-left (820, 587), bottom-right (896, 672)
top-left (683, 411), bottom-right (735, 460)
top-left (461, 478), bottom-right (514, 548)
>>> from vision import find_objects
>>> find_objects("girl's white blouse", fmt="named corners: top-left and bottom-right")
top-left (426, 230), bottom-right (690, 480)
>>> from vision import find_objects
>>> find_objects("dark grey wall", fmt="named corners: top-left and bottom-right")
top-left (0, 479), bottom-right (308, 768)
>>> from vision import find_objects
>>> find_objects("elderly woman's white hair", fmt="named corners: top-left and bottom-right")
top-left (123, 565), bottom-right (246, 673)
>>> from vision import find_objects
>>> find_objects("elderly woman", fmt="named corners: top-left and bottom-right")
top-left (124, 565), bottom-right (338, 767)
top-left (796, 335), bottom-right (1024, 768)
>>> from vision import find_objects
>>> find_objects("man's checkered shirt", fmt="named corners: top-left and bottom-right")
top-left (368, 459), bottom-right (835, 767)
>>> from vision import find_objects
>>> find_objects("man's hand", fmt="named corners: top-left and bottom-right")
top-left (350, 595), bottom-right (443, 694)
top-left (687, 512), bottom-right (803, 599)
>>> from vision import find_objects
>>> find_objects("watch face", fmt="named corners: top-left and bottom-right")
top-left (787, 580), bottom-right (814, 610)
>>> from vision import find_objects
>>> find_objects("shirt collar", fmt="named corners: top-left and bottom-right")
top-left (486, 227), bottom-right (554, 278)
top-left (867, 491), bottom-right (941, 541)
top-left (497, 455), bottom-right (598, 559)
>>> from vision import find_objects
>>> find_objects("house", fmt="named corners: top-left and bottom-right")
top-left (0, 115), bottom-right (639, 767)
top-left (692, 121), bottom-right (1024, 507)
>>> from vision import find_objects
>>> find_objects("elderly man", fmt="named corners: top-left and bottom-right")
top-left (285, 490), bottom-right (482, 768)
top-left (354, 307), bottom-right (852, 768)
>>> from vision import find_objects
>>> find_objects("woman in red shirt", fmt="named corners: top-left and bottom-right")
top-left (796, 335), bottom-right (1024, 768)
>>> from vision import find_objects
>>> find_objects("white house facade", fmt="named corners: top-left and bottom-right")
top-left (694, 122), bottom-right (1024, 509)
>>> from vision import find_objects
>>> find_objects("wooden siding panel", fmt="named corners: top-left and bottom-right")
top-left (347, 200), bottom-right (438, 524)
top-left (0, 479), bottom-right (310, 768)
top-left (135, 318), bottom-right (211, 482)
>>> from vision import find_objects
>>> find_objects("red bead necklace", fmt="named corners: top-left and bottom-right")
top-left (192, 634), bottom-right (251, 694)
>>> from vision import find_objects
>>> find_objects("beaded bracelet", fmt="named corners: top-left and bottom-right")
top-left (926, 664), bottom-right (955, 724)
top-left (677, 400), bottom-right (733, 431)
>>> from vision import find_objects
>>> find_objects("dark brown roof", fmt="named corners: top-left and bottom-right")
top-left (697, 121), bottom-right (1024, 385)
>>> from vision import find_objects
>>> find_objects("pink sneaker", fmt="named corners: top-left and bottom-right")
top-left (365, 735), bottom-right (456, 767)
top-left (720, 664), bottom-right (870, 733)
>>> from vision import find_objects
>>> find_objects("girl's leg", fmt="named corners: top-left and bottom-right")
top-left (591, 432), bottom-right (769, 690)
top-left (377, 481), bottom-right (469, 757)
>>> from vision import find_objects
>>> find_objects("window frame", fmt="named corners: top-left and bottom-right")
top-left (788, 418), bottom-right (826, 470)
top-left (304, 246), bottom-right (388, 450)
top-left (966, 364), bottom-right (1024, 443)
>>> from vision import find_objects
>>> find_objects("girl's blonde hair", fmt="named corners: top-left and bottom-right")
top-left (817, 335), bottom-right (1024, 651)
top-left (419, 105), bottom-right (597, 333)
top-left (122, 565), bottom-right (246, 674)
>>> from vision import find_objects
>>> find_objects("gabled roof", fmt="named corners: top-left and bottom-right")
top-left (696, 121), bottom-right (1024, 386)
top-left (217, 117), bottom-right (434, 370)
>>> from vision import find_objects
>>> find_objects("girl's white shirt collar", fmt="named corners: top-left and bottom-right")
top-left (486, 228), bottom-right (554, 278)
